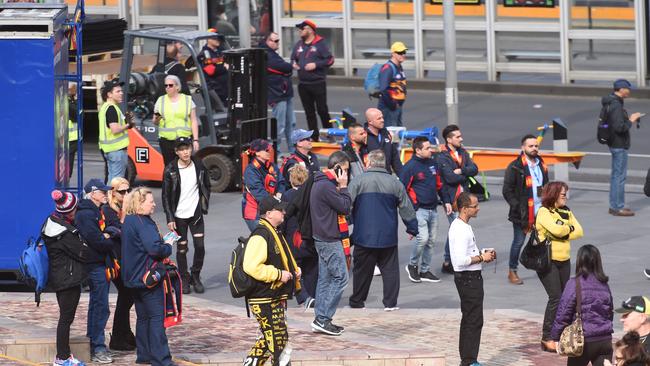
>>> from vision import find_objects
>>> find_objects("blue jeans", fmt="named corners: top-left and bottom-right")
top-left (410, 208), bottom-right (438, 273)
top-left (133, 285), bottom-right (172, 366)
top-left (86, 264), bottom-right (110, 354)
top-left (609, 147), bottom-right (628, 210)
top-left (508, 223), bottom-right (527, 270)
top-left (378, 104), bottom-right (403, 127)
top-left (271, 99), bottom-right (296, 153)
top-left (314, 240), bottom-right (349, 324)
top-left (103, 148), bottom-right (128, 184)
top-left (444, 211), bottom-right (458, 263)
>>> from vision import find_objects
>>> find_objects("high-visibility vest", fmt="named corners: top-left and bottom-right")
top-left (68, 119), bottom-right (78, 142)
top-left (157, 94), bottom-right (192, 140)
top-left (98, 102), bottom-right (129, 153)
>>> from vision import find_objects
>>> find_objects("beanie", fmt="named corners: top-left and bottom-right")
top-left (52, 190), bottom-right (78, 214)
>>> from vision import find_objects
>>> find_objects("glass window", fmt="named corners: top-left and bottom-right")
top-left (352, 0), bottom-right (414, 20)
top-left (496, 32), bottom-right (560, 63)
top-left (139, 0), bottom-right (197, 16)
top-left (282, 27), bottom-right (344, 61)
top-left (423, 2), bottom-right (485, 21)
top-left (570, 39), bottom-right (635, 71)
top-left (423, 30), bottom-right (486, 62)
top-left (569, 0), bottom-right (634, 30)
top-left (351, 29), bottom-right (414, 61)
top-left (496, 0), bottom-right (559, 23)
top-left (282, 0), bottom-right (343, 18)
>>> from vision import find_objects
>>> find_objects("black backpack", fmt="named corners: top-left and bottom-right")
top-left (228, 236), bottom-right (255, 299)
top-left (597, 103), bottom-right (611, 144)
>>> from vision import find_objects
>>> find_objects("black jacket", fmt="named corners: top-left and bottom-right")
top-left (644, 168), bottom-right (650, 197)
top-left (75, 199), bottom-right (114, 265)
top-left (363, 124), bottom-right (403, 175)
top-left (502, 154), bottom-right (549, 229)
top-left (603, 93), bottom-right (632, 149)
top-left (101, 204), bottom-right (123, 259)
top-left (41, 214), bottom-right (88, 292)
top-left (437, 146), bottom-right (479, 205)
top-left (162, 157), bottom-right (211, 224)
top-left (285, 173), bottom-right (315, 242)
top-left (197, 44), bottom-right (228, 102)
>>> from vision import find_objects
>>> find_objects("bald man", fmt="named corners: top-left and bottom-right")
top-left (362, 108), bottom-right (403, 175)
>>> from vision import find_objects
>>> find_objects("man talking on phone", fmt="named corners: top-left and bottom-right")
top-left (603, 79), bottom-right (642, 217)
top-left (449, 192), bottom-right (495, 366)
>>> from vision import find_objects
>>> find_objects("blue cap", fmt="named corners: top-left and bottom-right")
top-left (291, 129), bottom-right (314, 145)
top-left (83, 179), bottom-right (112, 194)
top-left (613, 79), bottom-right (632, 90)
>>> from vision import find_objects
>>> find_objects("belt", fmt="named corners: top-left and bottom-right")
top-left (454, 270), bottom-right (482, 279)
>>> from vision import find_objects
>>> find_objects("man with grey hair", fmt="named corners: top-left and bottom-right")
top-left (348, 149), bottom-right (418, 311)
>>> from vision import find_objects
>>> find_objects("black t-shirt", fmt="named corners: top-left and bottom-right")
top-left (105, 105), bottom-right (119, 128)
top-left (642, 332), bottom-right (650, 354)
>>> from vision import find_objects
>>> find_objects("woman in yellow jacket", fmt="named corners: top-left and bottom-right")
top-left (536, 181), bottom-right (583, 352)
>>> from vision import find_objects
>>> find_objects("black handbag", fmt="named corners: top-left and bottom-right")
top-left (519, 226), bottom-right (551, 273)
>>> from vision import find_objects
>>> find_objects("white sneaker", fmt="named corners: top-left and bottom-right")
top-left (384, 306), bottom-right (400, 312)
top-left (373, 266), bottom-right (381, 276)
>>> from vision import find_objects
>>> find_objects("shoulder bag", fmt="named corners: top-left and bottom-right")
top-left (558, 277), bottom-right (585, 357)
top-left (519, 224), bottom-right (551, 273)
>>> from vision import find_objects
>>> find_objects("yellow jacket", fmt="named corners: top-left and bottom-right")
top-left (536, 206), bottom-right (583, 262)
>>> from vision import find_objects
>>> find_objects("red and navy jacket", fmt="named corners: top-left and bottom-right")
top-left (399, 155), bottom-right (442, 210)
top-left (291, 35), bottom-right (334, 84)
top-left (279, 150), bottom-right (320, 184)
top-left (242, 158), bottom-right (286, 220)
top-left (197, 44), bottom-right (228, 102)
top-left (378, 60), bottom-right (407, 111)
top-left (262, 43), bottom-right (294, 104)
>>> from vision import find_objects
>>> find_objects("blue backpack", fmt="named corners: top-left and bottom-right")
top-left (18, 236), bottom-right (49, 306)
top-left (364, 62), bottom-right (396, 98)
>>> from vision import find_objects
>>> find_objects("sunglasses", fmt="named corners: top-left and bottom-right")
top-left (270, 39), bottom-right (280, 43)
top-left (165, 84), bottom-right (175, 88)
top-left (116, 188), bottom-right (131, 195)
top-left (395, 51), bottom-right (407, 56)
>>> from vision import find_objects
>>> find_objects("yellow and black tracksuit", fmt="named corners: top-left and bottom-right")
top-left (243, 219), bottom-right (300, 366)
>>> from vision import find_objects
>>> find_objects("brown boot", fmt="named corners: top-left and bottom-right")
top-left (508, 270), bottom-right (523, 285)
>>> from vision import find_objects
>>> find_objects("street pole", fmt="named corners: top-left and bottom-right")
top-left (238, 0), bottom-right (251, 48)
top-left (443, 0), bottom-right (459, 126)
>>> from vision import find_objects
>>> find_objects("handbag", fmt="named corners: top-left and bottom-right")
top-left (558, 277), bottom-right (585, 357)
top-left (519, 226), bottom-right (551, 273)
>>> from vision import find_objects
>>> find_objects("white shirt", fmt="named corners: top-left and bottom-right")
top-left (175, 161), bottom-right (199, 219)
top-left (449, 218), bottom-right (482, 272)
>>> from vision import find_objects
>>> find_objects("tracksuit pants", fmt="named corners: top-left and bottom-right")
top-left (133, 285), bottom-right (173, 366)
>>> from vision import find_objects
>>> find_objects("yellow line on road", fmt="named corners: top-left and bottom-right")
top-left (0, 354), bottom-right (41, 366)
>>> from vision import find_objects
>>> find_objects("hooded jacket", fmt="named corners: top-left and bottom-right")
top-left (309, 171), bottom-right (351, 242)
top-left (291, 35), bottom-right (334, 84)
top-left (75, 199), bottom-right (114, 265)
top-left (362, 124), bottom-right (403, 175)
top-left (602, 93), bottom-right (633, 149)
top-left (41, 214), bottom-right (88, 292)
top-left (162, 156), bottom-right (211, 224)
top-left (121, 214), bottom-right (172, 289)
top-left (261, 42), bottom-right (294, 104)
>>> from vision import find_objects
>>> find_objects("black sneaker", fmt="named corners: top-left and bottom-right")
top-left (191, 272), bottom-right (205, 293)
top-left (419, 271), bottom-right (441, 283)
top-left (405, 264), bottom-right (421, 283)
top-left (331, 322), bottom-right (345, 332)
top-left (311, 319), bottom-right (343, 336)
top-left (182, 276), bottom-right (192, 294)
top-left (441, 262), bottom-right (454, 274)
top-left (644, 269), bottom-right (650, 279)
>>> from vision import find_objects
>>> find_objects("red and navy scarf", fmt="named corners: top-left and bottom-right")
top-left (324, 171), bottom-right (351, 268)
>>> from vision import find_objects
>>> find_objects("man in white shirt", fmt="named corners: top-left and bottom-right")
top-left (449, 192), bottom-right (495, 366)
top-left (161, 137), bottom-right (211, 294)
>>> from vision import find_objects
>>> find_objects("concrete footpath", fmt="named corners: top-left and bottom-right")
top-left (0, 292), bottom-right (600, 366)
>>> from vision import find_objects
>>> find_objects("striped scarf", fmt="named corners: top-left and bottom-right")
top-left (325, 171), bottom-right (352, 268)
top-left (520, 154), bottom-right (546, 233)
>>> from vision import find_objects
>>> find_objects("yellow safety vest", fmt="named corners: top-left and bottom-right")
top-left (68, 119), bottom-right (78, 142)
top-left (98, 102), bottom-right (129, 153)
top-left (157, 94), bottom-right (192, 140)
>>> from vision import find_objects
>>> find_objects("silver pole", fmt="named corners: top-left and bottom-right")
top-left (238, 0), bottom-right (251, 48)
top-left (443, 0), bottom-right (459, 126)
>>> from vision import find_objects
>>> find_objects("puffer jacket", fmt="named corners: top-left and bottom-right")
top-left (162, 156), bottom-right (211, 224)
top-left (41, 214), bottom-right (88, 292)
top-left (551, 273), bottom-right (613, 342)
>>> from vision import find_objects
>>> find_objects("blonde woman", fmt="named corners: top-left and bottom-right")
top-left (152, 74), bottom-right (200, 166)
top-left (121, 188), bottom-right (175, 365)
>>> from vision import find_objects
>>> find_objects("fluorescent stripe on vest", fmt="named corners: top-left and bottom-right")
top-left (98, 102), bottom-right (129, 153)
top-left (158, 94), bottom-right (192, 140)
top-left (68, 119), bottom-right (78, 142)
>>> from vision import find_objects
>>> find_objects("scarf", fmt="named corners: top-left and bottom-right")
top-left (252, 158), bottom-right (278, 195)
top-left (260, 219), bottom-right (302, 292)
top-left (520, 154), bottom-right (547, 233)
top-left (445, 144), bottom-right (465, 204)
top-left (324, 171), bottom-right (352, 268)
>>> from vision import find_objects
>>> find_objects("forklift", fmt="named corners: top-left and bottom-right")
top-left (120, 27), bottom-right (275, 192)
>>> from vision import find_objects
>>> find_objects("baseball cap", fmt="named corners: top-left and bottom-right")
top-left (291, 129), bottom-right (314, 145)
top-left (295, 19), bottom-right (317, 30)
top-left (258, 196), bottom-right (288, 215)
top-left (100, 78), bottom-right (125, 99)
top-left (250, 139), bottom-right (271, 153)
top-left (613, 79), bottom-right (632, 90)
top-left (83, 179), bottom-right (112, 194)
top-left (390, 42), bottom-right (408, 53)
top-left (175, 136), bottom-right (193, 149)
top-left (615, 296), bottom-right (650, 315)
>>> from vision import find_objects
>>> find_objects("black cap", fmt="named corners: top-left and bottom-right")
top-left (258, 196), bottom-right (288, 215)
top-left (615, 296), bottom-right (650, 315)
top-left (100, 78), bottom-right (125, 100)
top-left (175, 136), bottom-right (193, 149)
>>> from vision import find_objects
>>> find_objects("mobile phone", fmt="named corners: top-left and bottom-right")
top-left (334, 165), bottom-right (343, 177)
top-left (639, 113), bottom-right (647, 118)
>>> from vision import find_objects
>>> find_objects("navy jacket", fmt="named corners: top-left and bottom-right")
top-left (75, 199), bottom-right (114, 265)
top-left (280, 150), bottom-right (320, 184)
top-left (121, 214), bottom-right (172, 289)
top-left (263, 43), bottom-right (294, 104)
top-left (309, 172), bottom-right (351, 242)
top-left (198, 44), bottom-right (228, 102)
top-left (437, 147), bottom-right (478, 205)
top-left (399, 155), bottom-right (441, 210)
top-left (349, 168), bottom-right (418, 248)
top-left (602, 93), bottom-right (633, 149)
top-left (551, 274), bottom-right (613, 342)
top-left (378, 60), bottom-right (406, 111)
top-left (101, 204), bottom-right (123, 260)
top-left (363, 124), bottom-right (403, 175)
top-left (291, 35), bottom-right (334, 84)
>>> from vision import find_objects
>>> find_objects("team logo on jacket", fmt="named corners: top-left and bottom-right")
top-left (416, 172), bottom-right (426, 180)
top-left (428, 166), bottom-right (437, 175)
top-left (310, 46), bottom-right (317, 52)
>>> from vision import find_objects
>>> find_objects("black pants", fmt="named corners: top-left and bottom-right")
top-left (454, 271), bottom-right (484, 366)
top-left (566, 339), bottom-right (613, 366)
top-left (298, 82), bottom-right (331, 137)
top-left (159, 138), bottom-right (177, 168)
top-left (349, 245), bottom-right (399, 308)
top-left (246, 298), bottom-right (289, 366)
top-left (296, 253), bottom-right (319, 304)
top-left (538, 259), bottom-right (571, 340)
top-left (56, 285), bottom-right (81, 360)
top-left (111, 276), bottom-right (135, 341)
top-left (68, 140), bottom-right (78, 178)
top-left (175, 207), bottom-right (206, 279)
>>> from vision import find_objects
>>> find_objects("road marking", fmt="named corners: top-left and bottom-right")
top-left (464, 146), bottom-right (650, 158)
top-left (174, 358), bottom-right (202, 366)
top-left (0, 354), bottom-right (41, 366)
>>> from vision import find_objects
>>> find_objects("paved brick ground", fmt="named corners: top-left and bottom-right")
top-left (0, 292), bottom-right (593, 366)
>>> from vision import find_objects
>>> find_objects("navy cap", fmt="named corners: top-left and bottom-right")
top-left (83, 179), bottom-right (112, 194)
top-left (250, 139), bottom-right (271, 153)
top-left (258, 196), bottom-right (288, 215)
top-left (613, 79), bottom-right (632, 90)
top-left (291, 129), bottom-right (314, 145)
top-left (175, 136), bottom-right (193, 149)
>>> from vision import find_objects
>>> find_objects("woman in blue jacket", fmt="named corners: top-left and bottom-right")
top-left (551, 244), bottom-right (614, 366)
top-left (121, 187), bottom-right (175, 366)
